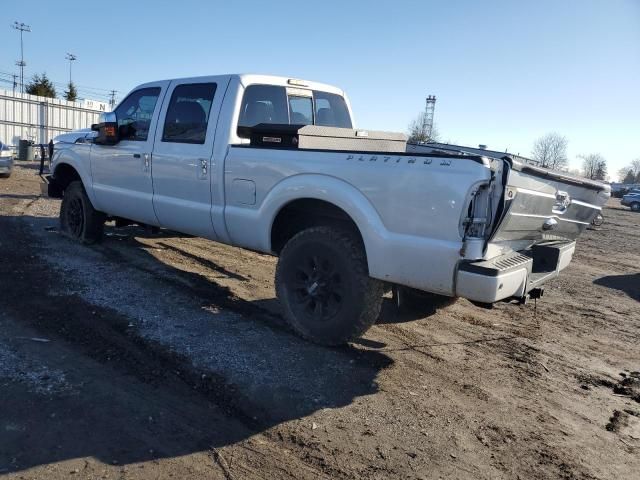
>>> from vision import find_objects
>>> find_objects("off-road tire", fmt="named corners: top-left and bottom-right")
top-left (275, 226), bottom-right (384, 345)
top-left (60, 181), bottom-right (106, 244)
top-left (0, 172), bottom-right (11, 179)
top-left (631, 202), bottom-right (640, 212)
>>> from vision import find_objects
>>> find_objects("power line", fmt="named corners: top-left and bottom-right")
top-left (72, 83), bottom-right (114, 92)
top-left (0, 67), bottom-right (116, 102)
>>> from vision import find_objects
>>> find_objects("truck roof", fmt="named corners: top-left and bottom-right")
top-left (137, 74), bottom-right (346, 97)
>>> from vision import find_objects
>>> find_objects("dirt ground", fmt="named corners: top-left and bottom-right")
top-left (0, 162), bottom-right (638, 480)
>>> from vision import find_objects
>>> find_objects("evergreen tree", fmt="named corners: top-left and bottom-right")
top-left (64, 82), bottom-right (78, 102)
top-left (25, 73), bottom-right (57, 98)
top-left (623, 170), bottom-right (636, 184)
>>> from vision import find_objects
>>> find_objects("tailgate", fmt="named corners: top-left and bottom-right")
top-left (489, 159), bottom-right (610, 250)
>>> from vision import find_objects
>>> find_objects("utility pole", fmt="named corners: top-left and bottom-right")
top-left (109, 90), bottom-right (117, 109)
top-left (421, 95), bottom-right (437, 141)
top-left (11, 21), bottom-right (31, 93)
top-left (65, 53), bottom-right (77, 84)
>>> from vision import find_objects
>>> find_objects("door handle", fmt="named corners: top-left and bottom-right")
top-left (138, 153), bottom-right (150, 172)
top-left (197, 158), bottom-right (208, 179)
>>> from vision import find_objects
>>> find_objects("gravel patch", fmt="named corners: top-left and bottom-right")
top-left (0, 340), bottom-right (72, 395)
top-left (27, 219), bottom-right (380, 421)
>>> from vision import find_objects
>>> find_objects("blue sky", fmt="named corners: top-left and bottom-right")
top-left (1, 0), bottom-right (638, 178)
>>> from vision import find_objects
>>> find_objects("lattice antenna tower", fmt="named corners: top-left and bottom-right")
top-left (421, 95), bottom-right (437, 140)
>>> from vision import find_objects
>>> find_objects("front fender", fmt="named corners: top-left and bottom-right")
top-left (51, 145), bottom-right (96, 204)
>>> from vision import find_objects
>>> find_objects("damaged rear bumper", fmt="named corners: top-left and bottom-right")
top-left (455, 241), bottom-right (575, 303)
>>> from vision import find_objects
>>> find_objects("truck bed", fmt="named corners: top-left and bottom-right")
top-left (227, 124), bottom-right (610, 302)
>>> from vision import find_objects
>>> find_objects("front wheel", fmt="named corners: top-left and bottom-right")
top-left (275, 226), bottom-right (384, 345)
top-left (631, 202), bottom-right (640, 212)
top-left (60, 181), bottom-right (106, 244)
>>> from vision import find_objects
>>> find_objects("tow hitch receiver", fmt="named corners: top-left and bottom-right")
top-left (529, 287), bottom-right (544, 300)
top-left (519, 287), bottom-right (544, 304)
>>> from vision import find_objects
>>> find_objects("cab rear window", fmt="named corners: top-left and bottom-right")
top-left (238, 85), bottom-right (352, 129)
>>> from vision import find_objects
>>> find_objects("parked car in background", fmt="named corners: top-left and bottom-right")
top-left (0, 141), bottom-right (14, 178)
top-left (612, 183), bottom-right (640, 198)
top-left (53, 128), bottom-right (96, 146)
top-left (621, 189), bottom-right (640, 211)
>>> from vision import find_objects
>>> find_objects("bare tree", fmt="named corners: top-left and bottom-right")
top-left (580, 153), bottom-right (607, 180)
top-left (531, 133), bottom-right (568, 170)
top-left (407, 111), bottom-right (440, 143)
top-left (618, 158), bottom-right (640, 183)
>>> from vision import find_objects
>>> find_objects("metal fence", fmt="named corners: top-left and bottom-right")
top-left (0, 88), bottom-right (106, 146)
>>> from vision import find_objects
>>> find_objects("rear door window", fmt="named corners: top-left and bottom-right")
top-left (162, 83), bottom-right (217, 144)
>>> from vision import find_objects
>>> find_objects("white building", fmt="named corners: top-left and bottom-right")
top-left (0, 88), bottom-right (107, 146)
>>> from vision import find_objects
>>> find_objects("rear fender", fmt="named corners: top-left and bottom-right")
top-left (224, 173), bottom-right (464, 294)
top-left (226, 174), bottom-right (383, 260)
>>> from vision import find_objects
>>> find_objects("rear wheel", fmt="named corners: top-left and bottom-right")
top-left (631, 202), bottom-right (640, 212)
top-left (60, 181), bottom-right (106, 244)
top-left (275, 226), bottom-right (384, 345)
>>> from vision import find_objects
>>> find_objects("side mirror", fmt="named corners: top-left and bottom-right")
top-left (94, 112), bottom-right (119, 145)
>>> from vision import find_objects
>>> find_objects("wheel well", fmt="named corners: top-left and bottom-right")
top-left (54, 163), bottom-right (82, 192)
top-left (271, 199), bottom-right (365, 255)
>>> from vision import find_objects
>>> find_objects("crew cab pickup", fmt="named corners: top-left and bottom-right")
top-left (46, 74), bottom-right (610, 345)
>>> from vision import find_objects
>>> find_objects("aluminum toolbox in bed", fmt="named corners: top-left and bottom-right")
top-left (237, 124), bottom-right (408, 153)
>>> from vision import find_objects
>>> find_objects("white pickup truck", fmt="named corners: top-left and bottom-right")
top-left (46, 74), bottom-right (610, 345)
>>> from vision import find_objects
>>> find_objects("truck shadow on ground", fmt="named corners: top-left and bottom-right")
top-left (98, 223), bottom-right (440, 328)
top-left (594, 273), bottom-right (640, 302)
top-left (0, 193), bottom-right (42, 200)
top-left (0, 215), bottom-right (393, 474)
top-left (109, 225), bottom-right (447, 327)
